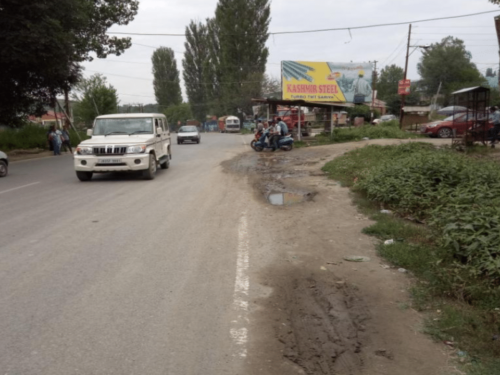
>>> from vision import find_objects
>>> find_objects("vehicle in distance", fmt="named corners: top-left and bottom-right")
top-left (74, 113), bottom-right (171, 181)
top-left (218, 116), bottom-right (241, 133)
top-left (0, 150), bottom-right (8, 177)
top-left (177, 126), bottom-right (201, 144)
top-left (372, 114), bottom-right (397, 125)
top-left (420, 113), bottom-right (493, 138)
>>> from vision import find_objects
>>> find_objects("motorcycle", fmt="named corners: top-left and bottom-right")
top-left (252, 128), bottom-right (294, 152)
top-left (250, 129), bottom-right (263, 150)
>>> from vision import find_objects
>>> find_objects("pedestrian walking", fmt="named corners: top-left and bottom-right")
top-left (48, 125), bottom-right (63, 155)
top-left (61, 125), bottom-right (73, 153)
top-left (490, 106), bottom-right (500, 148)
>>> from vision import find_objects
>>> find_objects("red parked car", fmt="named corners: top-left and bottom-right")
top-left (420, 113), bottom-right (493, 138)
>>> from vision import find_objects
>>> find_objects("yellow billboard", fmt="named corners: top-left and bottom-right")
top-left (281, 61), bottom-right (373, 103)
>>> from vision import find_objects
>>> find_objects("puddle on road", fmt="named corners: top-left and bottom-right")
top-left (267, 192), bottom-right (312, 206)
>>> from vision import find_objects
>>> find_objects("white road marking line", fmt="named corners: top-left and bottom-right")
top-left (0, 182), bottom-right (40, 195)
top-left (231, 212), bottom-right (250, 358)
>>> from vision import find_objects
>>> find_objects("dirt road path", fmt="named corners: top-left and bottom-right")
top-left (226, 138), bottom-right (455, 375)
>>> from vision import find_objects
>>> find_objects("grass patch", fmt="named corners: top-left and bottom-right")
top-left (297, 121), bottom-right (422, 148)
top-left (240, 128), bottom-right (253, 135)
top-left (323, 143), bottom-right (500, 374)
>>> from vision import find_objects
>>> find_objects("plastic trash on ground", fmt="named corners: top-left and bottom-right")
top-left (380, 210), bottom-right (392, 214)
top-left (384, 239), bottom-right (394, 245)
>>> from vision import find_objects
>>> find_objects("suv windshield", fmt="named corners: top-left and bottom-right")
top-left (93, 118), bottom-right (154, 136)
top-left (179, 126), bottom-right (197, 132)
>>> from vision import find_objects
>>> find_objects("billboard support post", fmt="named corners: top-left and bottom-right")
top-left (330, 107), bottom-right (334, 138)
top-left (297, 106), bottom-right (301, 141)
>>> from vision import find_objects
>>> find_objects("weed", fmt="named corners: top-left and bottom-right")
top-left (323, 143), bottom-right (500, 374)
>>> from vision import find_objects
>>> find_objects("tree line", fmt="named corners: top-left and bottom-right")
top-left (0, 0), bottom-right (138, 126)
top-left (151, 0), bottom-right (271, 123)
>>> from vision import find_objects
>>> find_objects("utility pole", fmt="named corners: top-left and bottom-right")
top-left (399, 24), bottom-right (412, 129)
top-left (371, 60), bottom-right (378, 122)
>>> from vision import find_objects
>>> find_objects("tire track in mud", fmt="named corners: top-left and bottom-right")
top-left (273, 273), bottom-right (370, 375)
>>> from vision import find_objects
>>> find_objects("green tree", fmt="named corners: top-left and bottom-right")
top-left (72, 74), bottom-right (119, 126)
top-left (417, 37), bottom-right (486, 106)
top-left (164, 103), bottom-right (193, 130)
top-left (212, 0), bottom-right (271, 116)
top-left (0, 0), bottom-right (138, 125)
top-left (152, 47), bottom-right (182, 110)
top-left (377, 65), bottom-right (404, 101)
top-left (377, 65), bottom-right (421, 113)
top-left (204, 18), bottom-right (224, 115)
top-left (183, 21), bottom-right (209, 122)
top-left (262, 74), bottom-right (281, 97)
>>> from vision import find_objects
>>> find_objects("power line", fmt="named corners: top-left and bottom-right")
top-left (107, 10), bottom-right (500, 37)
top-left (85, 69), bottom-right (263, 85)
top-left (380, 34), bottom-right (408, 65)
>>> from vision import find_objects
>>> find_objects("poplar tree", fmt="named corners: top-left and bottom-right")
top-left (213, 0), bottom-right (271, 115)
top-left (183, 21), bottom-right (209, 121)
top-left (152, 47), bottom-right (182, 109)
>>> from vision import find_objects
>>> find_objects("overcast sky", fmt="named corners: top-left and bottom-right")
top-left (81, 0), bottom-right (500, 106)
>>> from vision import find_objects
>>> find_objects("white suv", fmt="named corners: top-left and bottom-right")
top-left (74, 113), bottom-right (171, 181)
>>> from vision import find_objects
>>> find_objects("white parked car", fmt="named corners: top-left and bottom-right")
top-left (74, 113), bottom-right (171, 181)
top-left (372, 114), bottom-right (397, 125)
top-left (0, 151), bottom-right (8, 177)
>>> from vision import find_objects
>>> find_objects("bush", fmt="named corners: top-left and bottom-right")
top-left (0, 125), bottom-right (88, 151)
top-left (354, 145), bottom-right (500, 303)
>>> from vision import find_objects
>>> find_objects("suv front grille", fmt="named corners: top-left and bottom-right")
top-left (93, 146), bottom-right (128, 155)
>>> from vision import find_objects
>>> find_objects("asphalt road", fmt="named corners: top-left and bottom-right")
top-left (0, 133), bottom-right (255, 375)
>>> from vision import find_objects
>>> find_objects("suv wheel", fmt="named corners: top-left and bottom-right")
top-left (143, 153), bottom-right (157, 180)
top-left (0, 160), bottom-right (8, 177)
top-left (76, 171), bottom-right (93, 181)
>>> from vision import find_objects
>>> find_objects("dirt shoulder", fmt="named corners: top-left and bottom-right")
top-left (225, 138), bottom-right (454, 375)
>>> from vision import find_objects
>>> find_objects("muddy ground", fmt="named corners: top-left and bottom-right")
top-left (224, 139), bottom-right (460, 375)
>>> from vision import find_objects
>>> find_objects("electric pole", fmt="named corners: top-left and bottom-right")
top-left (399, 24), bottom-right (412, 129)
top-left (371, 60), bottom-right (378, 122)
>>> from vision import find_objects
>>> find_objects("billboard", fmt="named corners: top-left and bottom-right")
top-left (281, 61), bottom-right (373, 103)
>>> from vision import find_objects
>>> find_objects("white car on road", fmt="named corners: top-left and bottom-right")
top-left (74, 114), bottom-right (171, 181)
top-left (177, 125), bottom-right (201, 144)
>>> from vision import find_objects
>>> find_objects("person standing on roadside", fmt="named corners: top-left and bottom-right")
top-left (61, 125), bottom-right (73, 154)
top-left (48, 125), bottom-right (63, 156)
top-left (490, 106), bottom-right (500, 148)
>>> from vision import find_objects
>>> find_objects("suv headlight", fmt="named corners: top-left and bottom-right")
top-left (126, 145), bottom-right (146, 154)
top-left (76, 146), bottom-right (93, 155)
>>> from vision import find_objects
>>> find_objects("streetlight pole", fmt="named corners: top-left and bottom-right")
top-left (399, 24), bottom-right (412, 129)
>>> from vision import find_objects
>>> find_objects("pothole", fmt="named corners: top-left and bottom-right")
top-left (267, 191), bottom-right (314, 206)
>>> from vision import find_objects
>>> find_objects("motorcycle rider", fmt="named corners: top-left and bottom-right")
top-left (269, 120), bottom-right (281, 151)
top-left (277, 117), bottom-right (289, 137)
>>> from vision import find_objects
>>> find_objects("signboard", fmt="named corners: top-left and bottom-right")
top-left (398, 79), bottom-right (411, 95)
top-left (281, 61), bottom-right (373, 103)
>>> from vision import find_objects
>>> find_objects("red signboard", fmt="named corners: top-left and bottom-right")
top-left (398, 79), bottom-right (411, 95)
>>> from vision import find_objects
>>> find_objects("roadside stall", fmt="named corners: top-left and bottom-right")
top-left (450, 87), bottom-right (491, 148)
